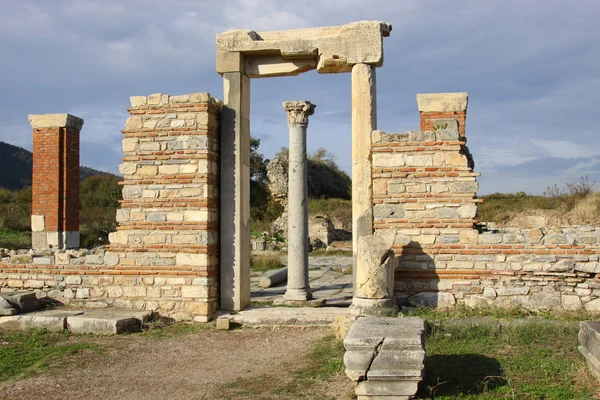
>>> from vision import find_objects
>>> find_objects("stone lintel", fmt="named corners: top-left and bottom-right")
top-left (282, 101), bottom-right (316, 126)
top-left (28, 114), bottom-right (84, 130)
top-left (217, 20), bottom-right (392, 74)
top-left (244, 55), bottom-right (317, 78)
top-left (416, 92), bottom-right (468, 112)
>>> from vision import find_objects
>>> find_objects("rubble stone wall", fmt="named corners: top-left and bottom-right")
top-left (375, 95), bottom-right (600, 312)
top-left (0, 93), bottom-right (222, 321)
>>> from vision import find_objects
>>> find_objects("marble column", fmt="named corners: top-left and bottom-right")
top-left (220, 64), bottom-right (251, 311)
top-left (351, 63), bottom-right (377, 297)
top-left (282, 101), bottom-right (316, 301)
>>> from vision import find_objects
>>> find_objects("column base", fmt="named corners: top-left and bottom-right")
top-left (349, 297), bottom-right (398, 317)
top-left (281, 288), bottom-right (313, 301)
top-left (32, 231), bottom-right (80, 249)
top-left (273, 297), bottom-right (326, 307)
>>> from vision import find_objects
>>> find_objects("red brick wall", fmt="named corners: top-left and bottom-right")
top-left (32, 126), bottom-right (80, 233)
top-left (420, 111), bottom-right (466, 136)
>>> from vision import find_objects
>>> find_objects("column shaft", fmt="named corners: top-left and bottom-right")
top-left (285, 123), bottom-right (310, 299)
top-left (220, 71), bottom-right (251, 311)
top-left (351, 64), bottom-right (377, 289)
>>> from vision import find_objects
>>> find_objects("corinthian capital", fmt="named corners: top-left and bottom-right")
top-left (282, 101), bottom-right (316, 126)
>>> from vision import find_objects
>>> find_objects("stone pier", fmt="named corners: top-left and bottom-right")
top-left (281, 101), bottom-right (315, 302)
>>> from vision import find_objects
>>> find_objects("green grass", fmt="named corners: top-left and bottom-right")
top-left (402, 303), bottom-right (594, 322)
top-left (417, 320), bottom-right (597, 399)
top-left (0, 328), bottom-right (94, 382)
top-left (0, 229), bottom-right (31, 249)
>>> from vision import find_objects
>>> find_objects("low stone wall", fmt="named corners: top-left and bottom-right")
top-left (394, 227), bottom-right (600, 312)
top-left (375, 94), bottom-right (600, 313)
top-left (0, 248), bottom-right (217, 321)
top-left (0, 92), bottom-right (222, 321)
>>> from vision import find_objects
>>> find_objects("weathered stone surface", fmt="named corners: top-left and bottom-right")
top-left (416, 93), bottom-right (468, 112)
top-left (217, 21), bottom-right (392, 74)
top-left (259, 267), bottom-right (288, 289)
top-left (1, 310), bottom-right (84, 331)
top-left (67, 310), bottom-right (148, 334)
top-left (354, 236), bottom-right (395, 300)
top-left (584, 298), bottom-right (600, 312)
top-left (344, 317), bottom-right (424, 399)
top-left (547, 259), bottom-right (575, 272)
top-left (0, 297), bottom-right (16, 316)
top-left (373, 204), bottom-right (405, 219)
top-left (28, 114), bottom-right (84, 130)
top-left (579, 321), bottom-right (600, 380)
top-left (407, 292), bottom-right (456, 308)
top-left (0, 291), bottom-right (39, 313)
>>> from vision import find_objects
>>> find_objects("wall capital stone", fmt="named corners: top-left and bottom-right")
top-left (416, 93), bottom-right (468, 112)
top-left (28, 114), bottom-right (84, 130)
top-left (282, 101), bottom-right (316, 126)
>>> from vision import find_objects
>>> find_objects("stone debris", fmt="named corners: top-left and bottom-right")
top-left (344, 317), bottom-right (425, 399)
top-left (66, 310), bottom-right (152, 335)
top-left (259, 267), bottom-right (288, 288)
top-left (579, 321), bottom-right (600, 381)
top-left (0, 297), bottom-right (16, 316)
top-left (0, 306), bottom-right (153, 335)
top-left (0, 290), bottom-right (40, 313)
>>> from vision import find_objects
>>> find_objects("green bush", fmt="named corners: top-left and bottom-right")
top-left (79, 175), bottom-right (121, 247)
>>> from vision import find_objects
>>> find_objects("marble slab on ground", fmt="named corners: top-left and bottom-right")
top-left (0, 310), bottom-right (84, 331)
top-left (67, 309), bottom-right (153, 335)
top-left (219, 306), bottom-right (350, 327)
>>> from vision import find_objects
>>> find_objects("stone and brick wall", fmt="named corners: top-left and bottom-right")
top-left (375, 93), bottom-right (600, 313)
top-left (0, 93), bottom-right (222, 321)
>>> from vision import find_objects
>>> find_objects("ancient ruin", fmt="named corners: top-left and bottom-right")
top-left (0, 20), bottom-right (599, 326)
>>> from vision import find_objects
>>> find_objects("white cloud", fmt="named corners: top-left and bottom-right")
top-left (1, 0), bottom-right (600, 194)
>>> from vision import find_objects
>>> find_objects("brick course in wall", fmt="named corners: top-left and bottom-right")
top-left (1, 94), bottom-right (222, 321)
top-left (376, 93), bottom-right (600, 312)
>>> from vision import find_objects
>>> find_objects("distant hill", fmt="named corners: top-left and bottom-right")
top-left (0, 141), bottom-right (116, 190)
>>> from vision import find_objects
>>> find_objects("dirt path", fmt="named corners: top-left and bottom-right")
top-left (0, 326), bottom-right (353, 400)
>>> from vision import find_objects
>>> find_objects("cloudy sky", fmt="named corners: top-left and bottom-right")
top-left (1, 0), bottom-right (599, 194)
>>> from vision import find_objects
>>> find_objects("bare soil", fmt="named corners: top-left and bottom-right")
top-left (0, 326), bottom-right (353, 400)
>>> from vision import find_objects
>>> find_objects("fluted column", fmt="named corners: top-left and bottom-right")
top-left (282, 101), bottom-right (316, 301)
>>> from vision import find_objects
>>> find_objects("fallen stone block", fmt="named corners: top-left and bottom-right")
top-left (0, 291), bottom-right (39, 313)
top-left (579, 320), bottom-right (600, 380)
top-left (67, 310), bottom-right (145, 334)
top-left (355, 380), bottom-right (419, 400)
top-left (0, 310), bottom-right (84, 332)
top-left (0, 297), bottom-right (16, 316)
top-left (259, 267), bottom-right (288, 288)
top-left (216, 316), bottom-right (231, 330)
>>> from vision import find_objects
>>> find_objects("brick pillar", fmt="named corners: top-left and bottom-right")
top-left (417, 93), bottom-right (468, 136)
top-left (29, 114), bottom-right (83, 249)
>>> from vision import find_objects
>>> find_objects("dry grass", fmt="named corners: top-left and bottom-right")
top-left (479, 177), bottom-right (600, 225)
top-left (251, 251), bottom-right (284, 272)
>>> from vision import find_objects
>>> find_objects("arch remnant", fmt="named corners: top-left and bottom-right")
top-left (216, 21), bottom-right (392, 311)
